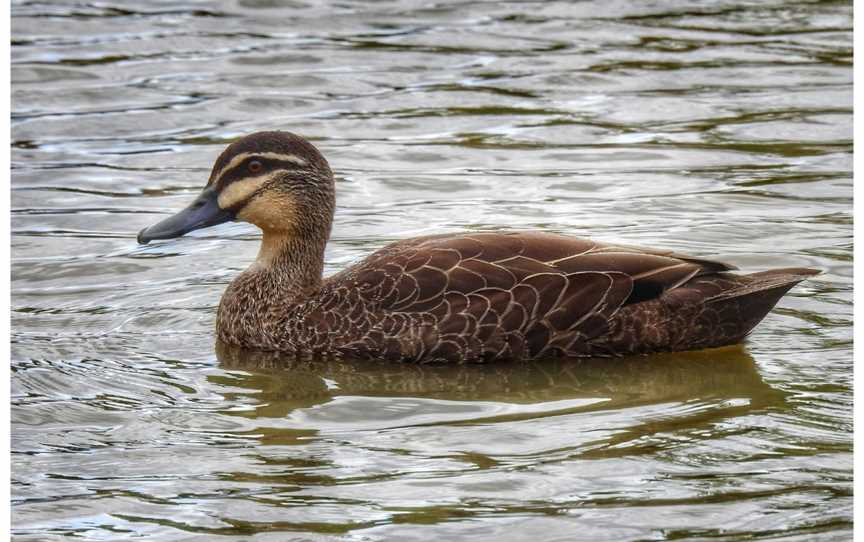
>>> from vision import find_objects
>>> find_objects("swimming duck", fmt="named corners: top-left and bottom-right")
top-left (138, 131), bottom-right (818, 363)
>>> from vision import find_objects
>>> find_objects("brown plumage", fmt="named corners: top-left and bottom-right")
top-left (138, 131), bottom-right (819, 363)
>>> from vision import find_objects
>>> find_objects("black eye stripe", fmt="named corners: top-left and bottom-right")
top-left (216, 157), bottom-right (305, 190)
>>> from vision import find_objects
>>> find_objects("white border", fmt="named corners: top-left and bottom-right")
top-left (3, 1), bottom-right (13, 538)
top-left (852, 0), bottom-right (860, 539)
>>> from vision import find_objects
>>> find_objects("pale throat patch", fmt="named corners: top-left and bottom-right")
top-left (237, 191), bottom-right (299, 236)
top-left (211, 151), bottom-right (308, 186)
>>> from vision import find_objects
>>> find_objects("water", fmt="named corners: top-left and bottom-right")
top-left (11, 1), bottom-right (852, 540)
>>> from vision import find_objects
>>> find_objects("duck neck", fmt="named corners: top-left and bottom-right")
top-left (253, 229), bottom-right (327, 296)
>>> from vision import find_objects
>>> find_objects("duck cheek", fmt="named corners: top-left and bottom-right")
top-left (217, 176), bottom-right (270, 209)
top-left (236, 192), bottom-right (298, 233)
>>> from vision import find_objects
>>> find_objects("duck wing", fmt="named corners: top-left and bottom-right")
top-left (335, 231), bottom-right (737, 361)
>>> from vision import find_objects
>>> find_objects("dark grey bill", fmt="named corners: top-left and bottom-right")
top-left (137, 187), bottom-right (234, 244)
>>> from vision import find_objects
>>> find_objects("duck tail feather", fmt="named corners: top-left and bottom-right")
top-left (708, 267), bottom-right (820, 303)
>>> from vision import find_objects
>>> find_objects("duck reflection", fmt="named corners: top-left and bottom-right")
top-left (214, 341), bottom-right (785, 420)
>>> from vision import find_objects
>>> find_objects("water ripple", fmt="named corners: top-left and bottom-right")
top-left (11, 0), bottom-right (851, 540)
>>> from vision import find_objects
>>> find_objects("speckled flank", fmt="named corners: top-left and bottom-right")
top-left (216, 230), bottom-right (818, 363)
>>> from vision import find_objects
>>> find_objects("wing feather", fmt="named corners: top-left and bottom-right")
top-left (335, 231), bottom-right (737, 361)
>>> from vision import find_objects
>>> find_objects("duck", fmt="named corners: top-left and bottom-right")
top-left (137, 131), bottom-right (819, 363)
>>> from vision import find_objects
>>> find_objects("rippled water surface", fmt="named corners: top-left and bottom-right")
top-left (11, 1), bottom-right (852, 540)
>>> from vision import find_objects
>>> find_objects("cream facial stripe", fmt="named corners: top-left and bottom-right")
top-left (211, 151), bottom-right (307, 187)
top-left (218, 171), bottom-right (279, 210)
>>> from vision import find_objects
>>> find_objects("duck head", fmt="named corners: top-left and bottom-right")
top-left (137, 131), bottom-right (335, 244)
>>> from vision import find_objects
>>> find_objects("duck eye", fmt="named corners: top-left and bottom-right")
top-left (248, 160), bottom-right (263, 173)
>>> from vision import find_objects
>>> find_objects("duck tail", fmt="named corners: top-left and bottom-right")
top-left (699, 267), bottom-right (820, 344)
top-left (708, 267), bottom-right (820, 302)
top-left (590, 268), bottom-right (819, 356)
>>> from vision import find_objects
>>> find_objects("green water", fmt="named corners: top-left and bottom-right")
top-left (11, 1), bottom-right (852, 540)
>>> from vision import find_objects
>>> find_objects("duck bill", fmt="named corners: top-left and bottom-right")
top-left (137, 187), bottom-right (234, 244)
